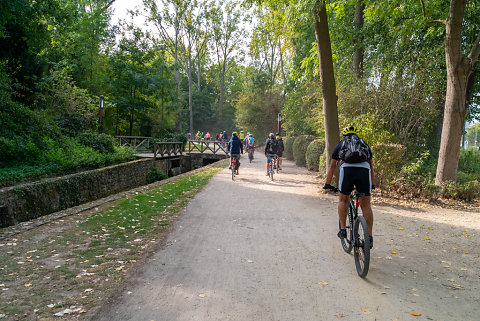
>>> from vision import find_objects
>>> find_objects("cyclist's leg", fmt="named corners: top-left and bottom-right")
top-left (359, 196), bottom-right (373, 236)
top-left (338, 192), bottom-right (349, 229)
top-left (266, 154), bottom-right (271, 175)
top-left (338, 166), bottom-right (354, 230)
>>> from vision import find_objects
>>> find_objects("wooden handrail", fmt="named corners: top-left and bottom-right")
top-left (187, 140), bottom-right (229, 155)
top-left (153, 142), bottom-right (184, 158)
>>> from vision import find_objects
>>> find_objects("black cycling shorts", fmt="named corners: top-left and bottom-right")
top-left (338, 166), bottom-right (371, 196)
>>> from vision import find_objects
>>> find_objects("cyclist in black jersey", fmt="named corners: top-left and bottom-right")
top-left (323, 126), bottom-right (376, 248)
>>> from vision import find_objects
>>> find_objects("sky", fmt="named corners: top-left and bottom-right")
top-left (111, 0), bottom-right (150, 29)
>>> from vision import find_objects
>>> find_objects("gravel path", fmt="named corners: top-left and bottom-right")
top-left (94, 157), bottom-right (480, 321)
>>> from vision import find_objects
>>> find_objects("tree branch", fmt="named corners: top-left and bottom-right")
top-left (468, 31), bottom-right (480, 65)
top-left (419, 0), bottom-right (426, 17)
top-left (427, 19), bottom-right (446, 25)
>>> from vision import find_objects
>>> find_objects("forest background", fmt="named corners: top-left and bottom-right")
top-left (1, 0), bottom-right (479, 200)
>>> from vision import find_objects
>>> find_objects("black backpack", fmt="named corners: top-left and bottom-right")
top-left (338, 135), bottom-right (371, 163)
top-left (267, 138), bottom-right (279, 154)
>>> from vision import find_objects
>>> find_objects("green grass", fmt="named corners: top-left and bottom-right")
top-left (0, 165), bottom-right (223, 320)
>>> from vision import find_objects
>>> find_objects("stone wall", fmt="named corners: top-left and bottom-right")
top-left (0, 159), bottom-right (167, 228)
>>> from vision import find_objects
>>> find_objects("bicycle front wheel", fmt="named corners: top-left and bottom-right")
top-left (353, 216), bottom-right (370, 278)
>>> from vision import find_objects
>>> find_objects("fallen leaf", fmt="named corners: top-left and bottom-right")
top-left (17, 261), bottom-right (25, 265)
top-left (361, 307), bottom-right (369, 313)
top-left (398, 227), bottom-right (404, 230)
top-left (24, 282), bottom-right (32, 287)
top-left (318, 281), bottom-right (328, 285)
top-left (424, 238), bottom-right (430, 240)
top-left (198, 294), bottom-right (206, 298)
top-left (378, 291), bottom-right (386, 295)
top-left (391, 251), bottom-right (398, 254)
top-left (410, 311), bottom-right (421, 316)
top-left (247, 260), bottom-right (254, 263)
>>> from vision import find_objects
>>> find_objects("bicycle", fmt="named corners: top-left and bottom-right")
top-left (268, 155), bottom-right (278, 181)
top-left (230, 157), bottom-right (239, 180)
top-left (247, 147), bottom-right (254, 163)
top-left (339, 189), bottom-right (371, 278)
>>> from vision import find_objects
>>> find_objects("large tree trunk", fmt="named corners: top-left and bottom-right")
top-left (435, 0), bottom-right (470, 184)
top-left (313, 1), bottom-right (340, 175)
top-left (353, 1), bottom-right (365, 78)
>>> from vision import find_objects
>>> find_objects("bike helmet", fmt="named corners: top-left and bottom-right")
top-left (276, 135), bottom-right (281, 140)
top-left (232, 131), bottom-right (238, 136)
top-left (342, 126), bottom-right (357, 136)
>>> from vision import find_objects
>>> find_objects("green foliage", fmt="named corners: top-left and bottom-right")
top-left (284, 137), bottom-right (296, 160)
top-left (156, 132), bottom-right (187, 144)
top-left (0, 143), bottom-right (135, 187)
top-left (292, 135), bottom-right (314, 167)
top-left (458, 149), bottom-right (480, 181)
top-left (77, 131), bottom-right (116, 154)
top-left (148, 167), bottom-right (168, 183)
top-left (235, 86), bottom-right (283, 142)
top-left (371, 143), bottom-right (407, 188)
top-left (306, 139), bottom-right (325, 171)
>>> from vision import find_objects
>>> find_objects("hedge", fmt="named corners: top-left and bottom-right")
top-left (306, 139), bottom-right (325, 171)
top-left (293, 135), bottom-right (315, 167)
top-left (284, 137), bottom-right (296, 160)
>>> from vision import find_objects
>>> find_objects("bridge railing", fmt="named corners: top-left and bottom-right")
top-left (187, 140), bottom-right (229, 155)
top-left (116, 136), bottom-right (152, 150)
top-left (154, 142), bottom-right (184, 158)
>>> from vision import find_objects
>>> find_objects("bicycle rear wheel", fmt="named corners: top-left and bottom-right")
top-left (353, 216), bottom-right (370, 278)
top-left (270, 162), bottom-right (274, 181)
top-left (231, 166), bottom-right (235, 180)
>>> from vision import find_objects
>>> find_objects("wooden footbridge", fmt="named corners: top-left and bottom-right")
top-left (116, 136), bottom-right (229, 158)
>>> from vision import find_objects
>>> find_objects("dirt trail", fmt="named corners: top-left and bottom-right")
top-left (94, 157), bottom-right (480, 321)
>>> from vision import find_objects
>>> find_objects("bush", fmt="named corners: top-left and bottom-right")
top-left (0, 142), bottom-right (136, 187)
top-left (157, 132), bottom-right (187, 144)
top-left (148, 167), bottom-right (167, 183)
top-left (371, 143), bottom-right (407, 189)
top-left (306, 139), bottom-right (325, 171)
top-left (284, 137), bottom-right (296, 160)
top-left (77, 131), bottom-right (116, 154)
top-left (458, 149), bottom-right (480, 181)
top-left (293, 135), bottom-right (315, 167)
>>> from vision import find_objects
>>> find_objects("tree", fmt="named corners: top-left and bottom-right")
top-left (435, 0), bottom-right (480, 184)
top-left (313, 0), bottom-right (340, 174)
top-left (209, 1), bottom-right (246, 122)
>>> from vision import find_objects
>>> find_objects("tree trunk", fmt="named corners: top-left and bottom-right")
top-left (174, 26), bottom-right (182, 132)
top-left (219, 63), bottom-right (226, 122)
top-left (188, 55), bottom-right (194, 134)
top-left (197, 57), bottom-right (201, 93)
top-left (313, 1), bottom-right (340, 175)
top-left (435, 0), bottom-right (470, 184)
top-left (353, 1), bottom-right (364, 78)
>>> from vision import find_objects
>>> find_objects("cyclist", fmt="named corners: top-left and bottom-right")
top-left (323, 126), bottom-right (376, 248)
top-left (276, 134), bottom-right (284, 170)
top-left (228, 131), bottom-right (243, 175)
top-left (243, 132), bottom-right (251, 149)
top-left (239, 130), bottom-right (245, 144)
top-left (264, 133), bottom-right (278, 176)
top-left (246, 134), bottom-right (255, 156)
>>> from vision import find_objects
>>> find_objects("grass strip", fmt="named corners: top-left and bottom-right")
top-left (0, 164), bottom-right (223, 320)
